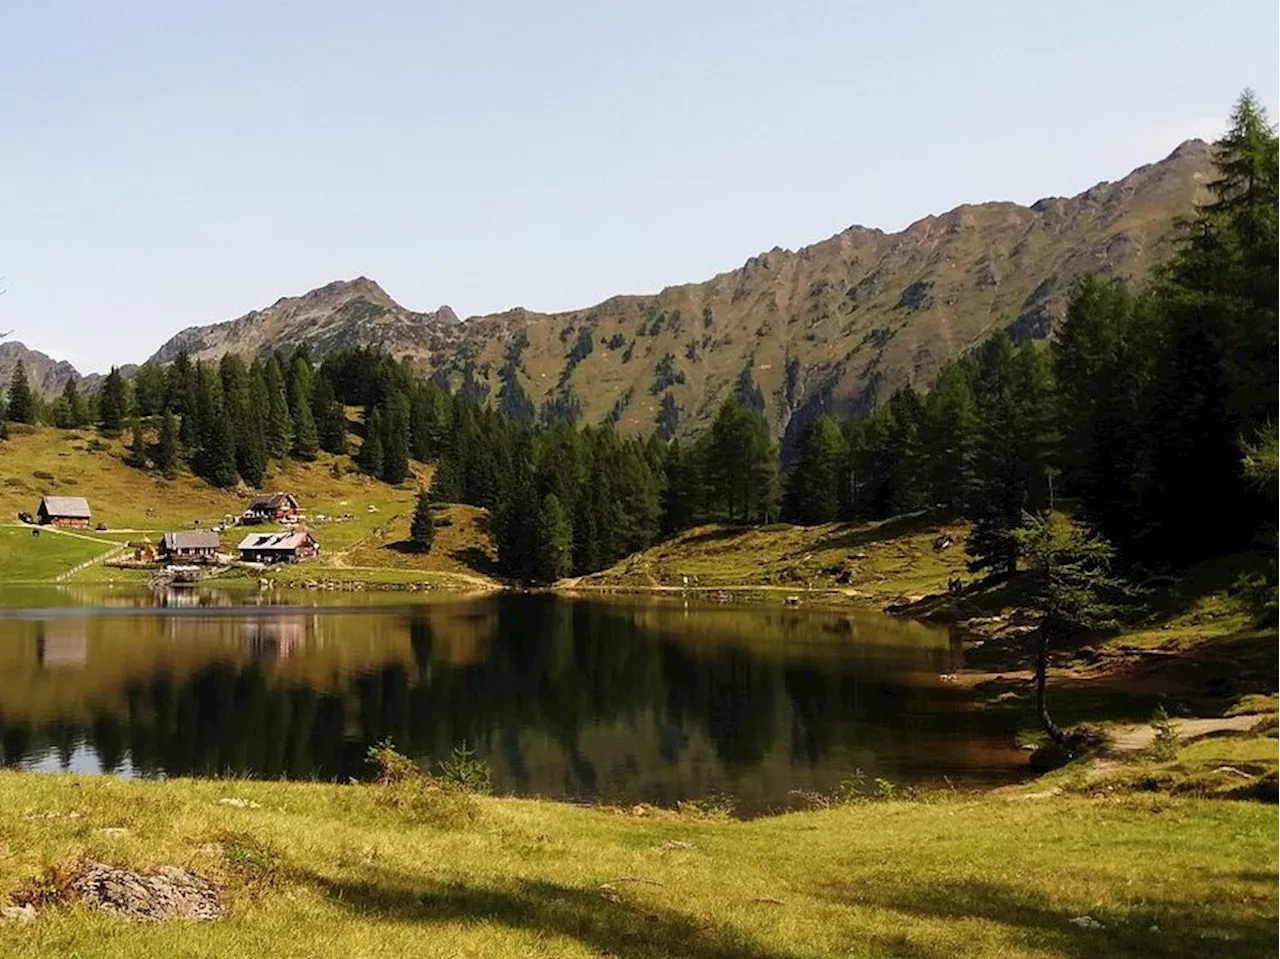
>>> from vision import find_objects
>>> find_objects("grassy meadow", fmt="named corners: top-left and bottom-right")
top-left (0, 771), bottom-right (1274, 959)
top-left (0, 426), bottom-right (498, 588)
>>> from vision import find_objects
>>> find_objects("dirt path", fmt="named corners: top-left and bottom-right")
top-left (1106, 714), bottom-right (1263, 754)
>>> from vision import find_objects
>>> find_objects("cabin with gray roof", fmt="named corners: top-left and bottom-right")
top-left (160, 531), bottom-right (221, 563)
top-left (237, 531), bottom-right (319, 565)
top-left (36, 496), bottom-right (92, 528)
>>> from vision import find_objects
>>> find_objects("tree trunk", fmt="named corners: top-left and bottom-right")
top-left (1035, 625), bottom-right (1069, 748)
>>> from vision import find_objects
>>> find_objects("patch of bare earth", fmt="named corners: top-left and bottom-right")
top-left (12, 859), bottom-right (223, 922)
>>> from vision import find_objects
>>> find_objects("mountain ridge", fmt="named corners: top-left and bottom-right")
top-left (11, 141), bottom-right (1214, 436)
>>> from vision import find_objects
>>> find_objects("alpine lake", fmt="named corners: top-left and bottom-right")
top-left (0, 587), bottom-right (1026, 815)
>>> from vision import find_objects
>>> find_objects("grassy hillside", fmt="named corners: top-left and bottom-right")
top-left (0, 426), bottom-right (498, 588)
top-left (0, 771), bottom-right (1273, 958)
top-left (571, 512), bottom-right (972, 607)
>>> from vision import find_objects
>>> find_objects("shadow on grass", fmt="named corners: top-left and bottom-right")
top-left (308, 868), bottom-right (803, 959)
top-left (449, 546), bottom-right (501, 578)
top-left (812, 510), bottom-right (945, 554)
top-left (819, 877), bottom-right (1277, 959)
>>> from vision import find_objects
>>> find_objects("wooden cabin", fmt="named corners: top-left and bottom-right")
top-left (36, 496), bottom-right (92, 528)
top-left (237, 531), bottom-right (319, 565)
top-left (242, 493), bottom-right (301, 525)
top-left (160, 531), bottom-right (221, 564)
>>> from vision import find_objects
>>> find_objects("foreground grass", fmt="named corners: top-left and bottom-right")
top-left (0, 775), bottom-right (1274, 958)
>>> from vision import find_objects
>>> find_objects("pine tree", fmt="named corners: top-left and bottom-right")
top-left (409, 490), bottom-right (436, 552)
top-left (313, 376), bottom-right (347, 454)
top-left (428, 454), bottom-right (462, 503)
top-left (783, 416), bottom-right (848, 525)
top-left (127, 419), bottom-right (149, 469)
top-left (61, 378), bottom-right (88, 428)
top-left (99, 367), bottom-right (127, 434)
top-left (204, 404), bottom-right (240, 488)
top-left (290, 357), bottom-right (320, 459)
top-left (966, 334), bottom-right (1055, 577)
top-left (706, 397), bottom-right (777, 523)
top-left (1013, 511), bottom-right (1126, 748)
top-left (157, 410), bottom-right (180, 478)
top-left (533, 493), bottom-right (573, 582)
top-left (264, 356), bottom-right (293, 460)
top-left (660, 438), bottom-right (703, 534)
top-left (920, 360), bottom-right (978, 511)
top-left (358, 408), bottom-right (385, 477)
top-left (6, 361), bottom-right (33, 424)
top-left (380, 391), bottom-right (411, 484)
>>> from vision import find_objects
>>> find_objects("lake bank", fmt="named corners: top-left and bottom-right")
top-left (0, 769), bottom-right (1274, 958)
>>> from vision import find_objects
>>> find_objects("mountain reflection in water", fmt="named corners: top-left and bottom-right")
top-left (0, 591), bottom-right (1025, 813)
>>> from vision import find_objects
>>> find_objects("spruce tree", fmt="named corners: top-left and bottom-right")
top-left (157, 410), bottom-right (180, 478)
top-left (290, 357), bottom-right (319, 459)
top-left (61, 377), bottom-right (88, 428)
top-left (1013, 511), bottom-right (1126, 748)
top-left (783, 415), bottom-right (849, 525)
top-left (358, 407), bottom-right (385, 477)
top-left (533, 493), bottom-right (573, 582)
top-left (313, 376), bottom-right (347, 454)
top-left (706, 397), bottom-right (777, 523)
top-left (380, 391), bottom-right (411, 484)
top-left (6, 361), bottom-right (33, 424)
top-left (966, 334), bottom-right (1054, 577)
top-left (264, 356), bottom-right (293, 460)
top-left (409, 490), bottom-right (436, 552)
top-left (99, 367), bottom-right (127, 434)
top-left (127, 419), bottom-right (149, 469)
top-left (428, 454), bottom-right (462, 502)
top-left (920, 360), bottom-right (978, 511)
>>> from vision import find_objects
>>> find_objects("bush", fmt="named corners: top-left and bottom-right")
top-left (365, 740), bottom-right (481, 828)
top-left (438, 742), bottom-right (492, 795)
top-left (1149, 706), bottom-right (1180, 761)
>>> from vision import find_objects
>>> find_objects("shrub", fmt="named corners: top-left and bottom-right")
top-left (438, 741), bottom-right (492, 795)
top-left (365, 739), bottom-right (480, 828)
top-left (1149, 706), bottom-right (1180, 761)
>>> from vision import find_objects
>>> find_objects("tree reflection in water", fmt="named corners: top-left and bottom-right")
top-left (0, 594), bottom-right (1023, 813)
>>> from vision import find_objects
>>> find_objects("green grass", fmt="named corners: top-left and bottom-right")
top-left (0, 426), bottom-right (501, 587)
top-left (0, 772), bottom-right (1273, 958)
top-left (0, 527), bottom-right (116, 582)
top-left (576, 512), bottom-right (971, 607)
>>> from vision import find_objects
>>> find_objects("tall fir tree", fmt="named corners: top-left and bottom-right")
top-left (99, 367), bottom-right (127, 434)
top-left (783, 415), bottom-right (849, 525)
top-left (6, 361), bottom-right (33, 424)
top-left (966, 333), bottom-right (1055, 576)
top-left (289, 357), bottom-right (320, 460)
top-left (706, 397), bottom-right (777, 523)
top-left (127, 419), bottom-right (149, 469)
top-left (380, 391), bottom-right (411, 484)
top-left (358, 407), bottom-right (385, 477)
top-left (533, 493), bottom-right (573, 582)
top-left (264, 355), bottom-right (293, 460)
top-left (408, 490), bottom-right (437, 552)
top-left (156, 410), bottom-right (180, 478)
top-left (312, 376), bottom-right (347, 454)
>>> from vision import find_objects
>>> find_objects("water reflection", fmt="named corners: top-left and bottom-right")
top-left (0, 593), bottom-right (1023, 812)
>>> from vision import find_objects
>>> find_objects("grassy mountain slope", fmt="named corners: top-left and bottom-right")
top-left (145, 141), bottom-right (1213, 442)
top-left (0, 425), bottom-right (497, 587)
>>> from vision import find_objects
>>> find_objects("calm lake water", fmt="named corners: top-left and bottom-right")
top-left (0, 587), bottom-right (1025, 813)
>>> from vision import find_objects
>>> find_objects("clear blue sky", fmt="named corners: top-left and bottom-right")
top-left (2, 0), bottom-right (1276, 373)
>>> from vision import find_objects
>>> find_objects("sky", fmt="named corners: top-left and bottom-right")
top-left (1, 0), bottom-right (1276, 373)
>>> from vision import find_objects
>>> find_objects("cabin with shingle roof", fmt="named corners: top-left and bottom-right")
top-left (242, 492), bottom-right (301, 525)
top-left (237, 530), bottom-right (319, 565)
top-left (36, 496), bottom-right (92, 528)
top-left (160, 531), bottom-right (221, 564)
